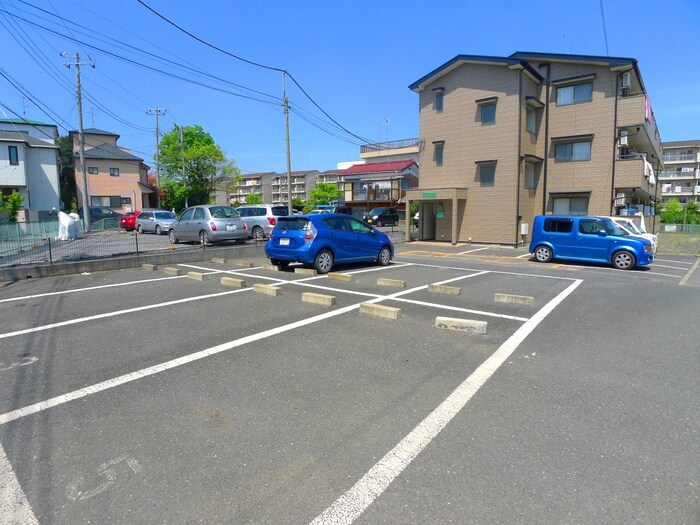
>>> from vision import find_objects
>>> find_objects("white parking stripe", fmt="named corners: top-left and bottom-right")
top-left (457, 247), bottom-right (489, 255)
top-left (0, 275), bottom-right (187, 304)
top-left (0, 442), bottom-right (39, 524)
top-left (654, 258), bottom-right (692, 265)
top-left (651, 264), bottom-right (692, 271)
top-left (516, 253), bottom-right (532, 259)
top-left (389, 297), bottom-right (528, 321)
top-left (310, 278), bottom-right (583, 525)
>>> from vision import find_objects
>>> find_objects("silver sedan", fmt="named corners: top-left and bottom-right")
top-left (168, 205), bottom-right (249, 245)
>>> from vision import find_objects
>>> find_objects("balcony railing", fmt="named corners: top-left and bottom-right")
top-left (360, 137), bottom-right (421, 154)
top-left (658, 170), bottom-right (698, 179)
top-left (663, 153), bottom-right (696, 162)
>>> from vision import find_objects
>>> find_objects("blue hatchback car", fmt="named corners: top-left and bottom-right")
top-left (265, 214), bottom-right (394, 273)
top-left (529, 215), bottom-right (653, 270)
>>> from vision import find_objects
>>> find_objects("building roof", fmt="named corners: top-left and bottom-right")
top-left (76, 143), bottom-right (143, 161)
top-left (342, 159), bottom-right (416, 175)
top-left (242, 171), bottom-right (276, 178)
top-left (410, 51), bottom-right (640, 92)
top-left (0, 131), bottom-right (58, 149)
top-left (661, 140), bottom-right (700, 148)
top-left (0, 118), bottom-right (57, 127)
top-left (70, 128), bottom-right (120, 138)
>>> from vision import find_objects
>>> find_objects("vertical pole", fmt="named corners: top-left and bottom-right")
top-left (284, 72), bottom-right (293, 215)
top-left (75, 53), bottom-right (90, 231)
top-left (148, 107), bottom-right (166, 209)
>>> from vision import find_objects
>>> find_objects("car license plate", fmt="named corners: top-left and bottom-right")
top-left (226, 224), bottom-right (236, 231)
top-left (280, 238), bottom-right (290, 246)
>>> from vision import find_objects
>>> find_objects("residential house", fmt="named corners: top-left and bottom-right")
top-left (70, 128), bottom-right (151, 214)
top-left (659, 140), bottom-right (700, 205)
top-left (340, 159), bottom-right (419, 216)
top-left (0, 118), bottom-right (60, 221)
top-left (405, 52), bottom-right (663, 245)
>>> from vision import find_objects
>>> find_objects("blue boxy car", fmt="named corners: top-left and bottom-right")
top-left (265, 213), bottom-right (394, 274)
top-left (529, 215), bottom-right (654, 270)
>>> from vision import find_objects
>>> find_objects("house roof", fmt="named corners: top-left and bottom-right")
top-left (342, 160), bottom-right (416, 175)
top-left (661, 140), bottom-right (700, 148)
top-left (76, 143), bottom-right (143, 161)
top-left (0, 118), bottom-right (56, 127)
top-left (70, 128), bottom-right (120, 138)
top-left (0, 131), bottom-right (58, 149)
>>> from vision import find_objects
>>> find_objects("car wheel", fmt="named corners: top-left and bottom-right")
top-left (377, 246), bottom-right (391, 266)
top-left (155, 225), bottom-right (162, 235)
top-left (137, 225), bottom-right (143, 234)
top-left (252, 226), bottom-right (264, 241)
top-left (168, 230), bottom-right (179, 244)
top-left (533, 245), bottom-right (553, 263)
top-left (314, 249), bottom-right (334, 274)
top-left (199, 230), bottom-right (211, 245)
top-left (612, 250), bottom-right (635, 270)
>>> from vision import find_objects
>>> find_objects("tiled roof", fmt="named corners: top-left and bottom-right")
top-left (342, 160), bottom-right (416, 174)
top-left (0, 131), bottom-right (58, 148)
top-left (76, 143), bottom-right (143, 161)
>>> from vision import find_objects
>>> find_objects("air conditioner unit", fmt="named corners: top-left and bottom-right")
top-left (621, 71), bottom-right (632, 89)
top-left (520, 223), bottom-right (529, 235)
top-left (619, 130), bottom-right (628, 146)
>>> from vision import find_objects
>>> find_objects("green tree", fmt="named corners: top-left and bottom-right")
top-left (0, 190), bottom-right (26, 223)
top-left (158, 124), bottom-right (228, 207)
top-left (306, 182), bottom-right (340, 210)
top-left (245, 193), bottom-right (263, 204)
top-left (660, 198), bottom-right (684, 223)
top-left (57, 135), bottom-right (76, 211)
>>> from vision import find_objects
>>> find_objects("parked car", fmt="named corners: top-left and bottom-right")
top-left (120, 210), bottom-right (142, 231)
top-left (236, 204), bottom-right (290, 240)
top-left (529, 215), bottom-right (653, 270)
top-left (79, 206), bottom-right (122, 221)
top-left (604, 216), bottom-right (658, 253)
top-left (362, 207), bottom-right (399, 227)
top-left (136, 210), bottom-right (178, 235)
top-left (168, 205), bottom-right (248, 245)
top-left (265, 213), bottom-right (394, 273)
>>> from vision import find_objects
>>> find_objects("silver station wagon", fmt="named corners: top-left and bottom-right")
top-left (168, 205), bottom-right (248, 245)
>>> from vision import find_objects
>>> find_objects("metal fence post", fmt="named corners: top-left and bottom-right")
top-left (135, 231), bottom-right (139, 255)
top-left (48, 237), bottom-right (53, 264)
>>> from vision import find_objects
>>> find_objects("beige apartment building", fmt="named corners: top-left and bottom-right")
top-left (71, 128), bottom-right (151, 213)
top-left (405, 52), bottom-right (663, 246)
top-left (659, 140), bottom-right (700, 205)
top-left (228, 172), bottom-right (276, 205)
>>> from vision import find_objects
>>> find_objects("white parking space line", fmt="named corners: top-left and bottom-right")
top-left (457, 247), bottom-right (489, 255)
top-left (0, 275), bottom-right (187, 304)
top-left (0, 442), bottom-right (39, 525)
top-left (389, 298), bottom-right (528, 321)
top-left (654, 258), bottom-right (692, 265)
top-left (0, 288), bottom-right (252, 341)
top-left (652, 264), bottom-right (693, 271)
top-left (310, 278), bottom-right (583, 525)
top-left (516, 253), bottom-right (532, 259)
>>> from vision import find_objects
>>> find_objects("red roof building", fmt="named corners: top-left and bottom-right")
top-left (339, 160), bottom-right (419, 215)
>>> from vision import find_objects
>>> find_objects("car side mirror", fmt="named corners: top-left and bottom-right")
top-left (597, 230), bottom-right (608, 237)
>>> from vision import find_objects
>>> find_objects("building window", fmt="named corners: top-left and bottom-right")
top-left (555, 141), bottom-right (591, 162)
top-left (109, 168), bottom-right (120, 177)
top-left (433, 87), bottom-right (444, 113)
top-left (480, 103), bottom-right (496, 125)
top-left (556, 82), bottom-right (593, 106)
top-left (552, 196), bottom-right (589, 215)
top-left (121, 197), bottom-right (131, 205)
top-left (526, 106), bottom-right (537, 133)
top-left (434, 142), bottom-right (444, 166)
top-left (8, 146), bottom-right (19, 165)
top-left (479, 164), bottom-right (495, 187)
top-left (91, 195), bottom-right (122, 207)
top-left (88, 166), bottom-right (98, 174)
top-left (524, 163), bottom-right (538, 189)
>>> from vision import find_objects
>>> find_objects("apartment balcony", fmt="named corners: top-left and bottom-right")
top-left (360, 138), bottom-right (421, 160)
top-left (615, 157), bottom-right (655, 197)
top-left (663, 152), bottom-right (699, 163)
top-left (658, 169), bottom-right (699, 180)
top-left (616, 93), bottom-right (662, 159)
top-left (661, 185), bottom-right (696, 196)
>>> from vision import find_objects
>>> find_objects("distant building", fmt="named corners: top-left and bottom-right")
top-left (659, 140), bottom-right (700, 205)
top-left (0, 118), bottom-right (60, 222)
top-left (70, 128), bottom-right (152, 214)
top-left (340, 159), bottom-right (419, 215)
top-left (405, 52), bottom-right (663, 245)
top-left (228, 172), bottom-right (276, 205)
top-left (271, 170), bottom-right (319, 204)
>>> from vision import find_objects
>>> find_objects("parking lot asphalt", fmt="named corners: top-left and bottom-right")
top-left (1, 249), bottom-right (698, 524)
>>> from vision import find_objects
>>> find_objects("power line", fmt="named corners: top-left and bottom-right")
top-left (599, 0), bottom-right (610, 56)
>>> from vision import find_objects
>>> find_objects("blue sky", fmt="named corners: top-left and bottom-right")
top-left (1, 0), bottom-right (698, 175)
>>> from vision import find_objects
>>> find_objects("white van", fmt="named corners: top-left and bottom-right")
top-left (605, 216), bottom-right (658, 253)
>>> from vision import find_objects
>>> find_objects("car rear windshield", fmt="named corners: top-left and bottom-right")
top-left (271, 206), bottom-right (290, 216)
top-left (274, 218), bottom-right (310, 230)
top-left (208, 206), bottom-right (240, 218)
top-left (368, 208), bottom-right (387, 214)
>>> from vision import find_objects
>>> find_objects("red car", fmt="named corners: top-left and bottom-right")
top-left (119, 210), bottom-right (142, 231)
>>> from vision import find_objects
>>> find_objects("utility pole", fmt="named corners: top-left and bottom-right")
top-left (147, 107), bottom-right (167, 209)
top-left (62, 52), bottom-right (94, 230)
top-left (283, 72), bottom-right (293, 215)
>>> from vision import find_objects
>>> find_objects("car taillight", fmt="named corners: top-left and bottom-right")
top-left (268, 217), bottom-right (276, 226)
top-left (209, 221), bottom-right (217, 231)
top-left (243, 222), bottom-right (247, 230)
top-left (304, 222), bottom-right (317, 242)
